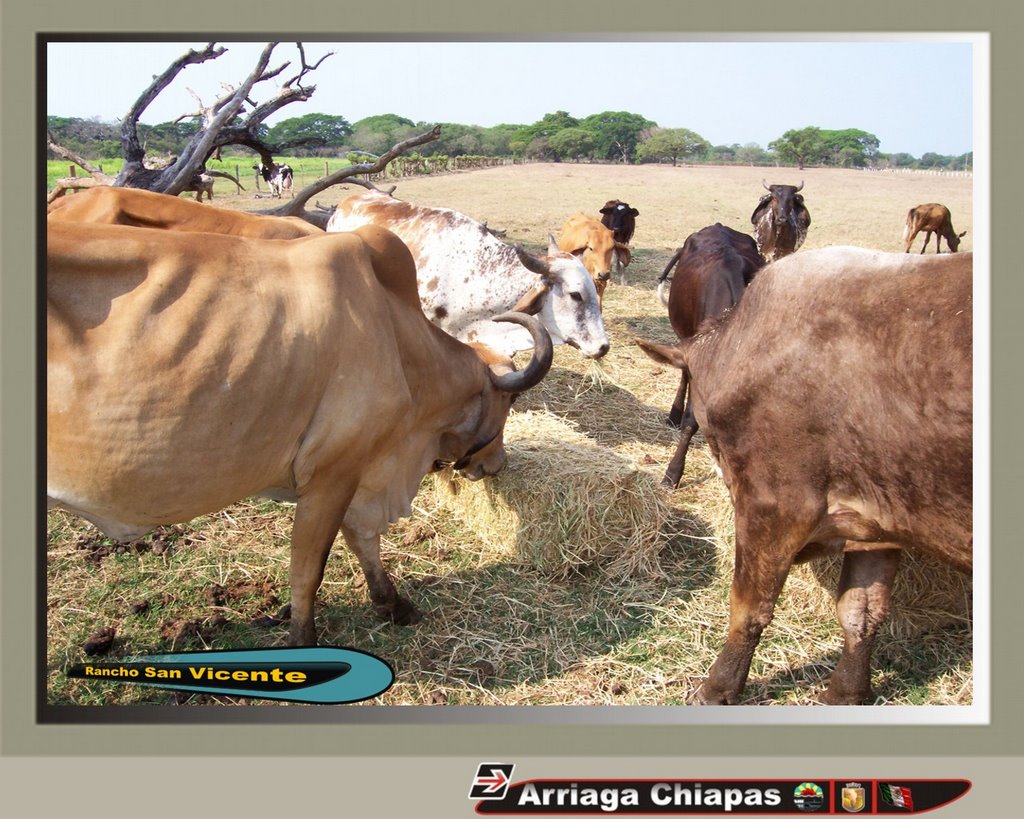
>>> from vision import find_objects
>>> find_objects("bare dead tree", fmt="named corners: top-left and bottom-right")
top-left (47, 41), bottom-right (441, 224)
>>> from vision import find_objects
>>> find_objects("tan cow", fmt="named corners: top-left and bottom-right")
top-left (47, 221), bottom-right (553, 646)
top-left (558, 213), bottom-right (631, 309)
top-left (903, 202), bottom-right (967, 253)
top-left (47, 185), bottom-right (321, 238)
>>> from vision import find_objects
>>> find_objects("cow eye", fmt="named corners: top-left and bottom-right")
top-left (570, 291), bottom-right (584, 302)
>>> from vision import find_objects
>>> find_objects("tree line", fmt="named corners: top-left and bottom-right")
top-left (47, 112), bottom-right (971, 171)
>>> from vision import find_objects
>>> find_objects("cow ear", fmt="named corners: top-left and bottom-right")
top-left (635, 337), bottom-right (687, 370)
top-left (599, 206), bottom-right (614, 215)
top-left (630, 208), bottom-right (639, 217)
top-left (751, 196), bottom-right (770, 224)
top-left (512, 282), bottom-right (549, 315)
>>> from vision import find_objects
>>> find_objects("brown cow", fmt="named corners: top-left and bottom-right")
top-left (654, 224), bottom-right (764, 487)
top-left (47, 186), bottom-right (321, 238)
top-left (599, 200), bottom-right (639, 285)
top-left (48, 220), bottom-right (553, 646)
top-left (750, 180), bottom-right (811, 262)
top-left (903, 203), bottom-right (967, 253)
top-left (638, 246), bottom-right (972, 704)
top-left (558, 213), bottom-right (632, 308)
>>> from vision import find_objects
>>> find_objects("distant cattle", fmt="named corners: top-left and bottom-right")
top-left (750, 180), bottom-right (811, 262)
top-left (638, 246), bottom-right (972, 704)
top-left (653, 224), bottom-right (764, 487)
top-left (47, 186), bottom-right (321, 238)
top-left (48, 220), bottom-right (554, 646)
top-left (254, 162), bottom-right (294, 198)
top-left (903, 203), bottom-right (967, 253)
top-left (558, 213), bottom-right (632, 308)
top-left (327, 189), bottom-right (610, 359)
top-left (600, 200), bottom-right (639, 284)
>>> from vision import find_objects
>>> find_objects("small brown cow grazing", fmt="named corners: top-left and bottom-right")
top-left (599, 200), bottom-right (639, 284)
top-left (559, 213), bottom-right (632, 308)
top-left (654, 224), bottom-right (764, 488)
top-left (637, 246), bottom-right (972, 704)
top-left (903, 203), bottom-right (967, 253)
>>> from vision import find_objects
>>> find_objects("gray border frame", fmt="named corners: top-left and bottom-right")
top-left (5, 5), bottom-right (1021, 806)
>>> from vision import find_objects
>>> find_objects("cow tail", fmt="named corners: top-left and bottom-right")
top-left (656, 248), bottom-right (682, 307)
top-left (902, 208), bottom-right (915, 243)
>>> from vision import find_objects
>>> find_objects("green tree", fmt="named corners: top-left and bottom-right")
top-left (479, 123), bottom-right (521, 156)
top-left (510, 111), bottom-right (581, 159)
top-left (349, 114), bottom-right (417, 155)
top-left (549, 127), bottom-right (596, 162)
top-left (821, 128), bottom-right (880, 167)
top-left (580, 111), bottom-right (656, 163)
top-left (636, 128), bottom-right (710, 166)
top-left (267, 113), bottom-right (352, 155)
top-left (736, 143), bottom-right (771, 166)
top-left (769, 127), bottom-right (826, 170)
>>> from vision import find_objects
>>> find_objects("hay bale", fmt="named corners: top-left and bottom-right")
top-left (431, 411), bottom-right (672, 579)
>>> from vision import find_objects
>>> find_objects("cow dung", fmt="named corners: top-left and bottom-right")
top-left (431, 410), bottom-right (671, 580)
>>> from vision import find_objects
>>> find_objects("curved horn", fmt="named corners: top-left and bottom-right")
top-left (488, 312), bottom-right (553, 393)
top-left (795, 180), bottom-right (804, 192)
top-left (762, 179), bottom-right (771, 191)
top-left (515, 245), bottom-right (552, 278)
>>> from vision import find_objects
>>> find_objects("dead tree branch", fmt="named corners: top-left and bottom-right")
top-left (255, 125), bottom-right (443, 225)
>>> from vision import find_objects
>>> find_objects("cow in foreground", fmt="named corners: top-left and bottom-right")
top-left (254, 161), bottom-right (294, 198)
top-left (653, 224), bottom-right (764, 487)
top-left (599, 200), bottom-right (639, 284)
top-left (903, 203), bottom-right (967, 253)
top-left (750, 180), bottom-right (811, 262)
top-left (47, 221), bottom-right (553, 646)
top-left (637, 247), bottom-right (972, 704)
top-left (327, 189), bottom-right (609, 358)
top-left (558, 213), bottom-right (632, 309)
top-left (47, 185), bottom-right (321, 238)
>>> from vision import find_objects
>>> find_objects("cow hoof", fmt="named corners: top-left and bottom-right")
top-left (689, 681), bottom-right (731, 705)
top-left (665, 415), bottom-right (682, 429)
top-left (821, 685), bottom-right (872, 706)
top-left (382, 597), bottom-right (422, 626)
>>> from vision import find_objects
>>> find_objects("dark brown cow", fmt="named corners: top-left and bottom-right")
top-left (750, 180), bottom-right (811, 262)
top-left (638, 246), bottom-right (972, 704)
top-left (599, 200), bottom-right (639, 284)
top-left (903, 203), bottom-right (967, 253)
top-left (654, 224), bottom-right (764, 487)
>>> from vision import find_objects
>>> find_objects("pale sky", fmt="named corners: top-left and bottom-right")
top-left (45, 38), bottom-right (977, 157)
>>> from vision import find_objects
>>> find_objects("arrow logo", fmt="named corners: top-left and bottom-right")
top-left (469, 763), bottom-right (515, 800)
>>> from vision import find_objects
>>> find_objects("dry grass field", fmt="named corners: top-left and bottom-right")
top-left (46, 162), bottom-right (974, 708)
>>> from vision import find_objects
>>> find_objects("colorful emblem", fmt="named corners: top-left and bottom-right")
top-left (842, 783), bottom-right (866, 813)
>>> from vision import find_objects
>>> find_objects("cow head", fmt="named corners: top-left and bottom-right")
top-left (512, 236), bottom-right (610, 359)
top-left (599, 200), bottom-right (640, 245)
top-left (751, 181), bottom-right (811, 262)
top-left (439, 312), bottom-right (554, 481)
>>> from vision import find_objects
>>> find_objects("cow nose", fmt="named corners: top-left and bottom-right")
top-left (598, 271), bottom-right (611, 282)
top-left (594, 342), bottom-right (610, 359)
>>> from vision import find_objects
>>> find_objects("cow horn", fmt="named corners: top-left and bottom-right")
top-left (795, 180), bottom-right (804, 192)
top-left (488, 312), bottom-right (553, 393)
top-left (515, 245), bottom-right (552, 278)
top-left (762, 179), bottom-right (771, 191)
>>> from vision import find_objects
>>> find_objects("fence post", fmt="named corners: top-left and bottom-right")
top-left (69, 165), bottom-right (76, 177)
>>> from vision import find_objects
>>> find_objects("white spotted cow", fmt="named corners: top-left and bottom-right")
top-left (326, 189), bottom-right (609, 359)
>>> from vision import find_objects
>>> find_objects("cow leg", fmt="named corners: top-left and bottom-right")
top-left (823, 548), bottom-right (900, 704)
top-left (663, 400), bottom-right (699, 489)
top-left (287, 491), bottom-right (353, 646)
top-left (341, 524), bottom-right (422, 626)
top-left (693, 507), bottom-right (807, 704)
top-left (667, 370), bottom-right (688, 428)
top-left (920, 232), bottom-right (931, 254)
